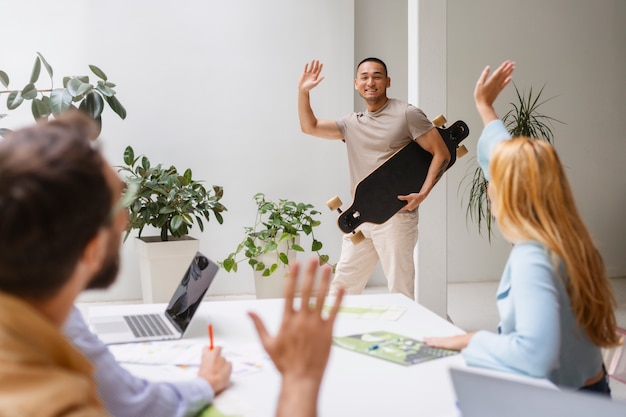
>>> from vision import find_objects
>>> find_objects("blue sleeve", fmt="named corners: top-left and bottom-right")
top-left (64, 307), bottom-right (214, 417)
top-left (461, 244), bottom-right (561, 378)
top-left (477, 119), bottom-right (512, 181)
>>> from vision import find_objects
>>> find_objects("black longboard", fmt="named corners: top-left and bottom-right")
top-left (328, 119), bottom-right (469, 239)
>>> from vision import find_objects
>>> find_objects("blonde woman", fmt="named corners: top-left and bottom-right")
top-left (425, 60), bottom-right (620, 394)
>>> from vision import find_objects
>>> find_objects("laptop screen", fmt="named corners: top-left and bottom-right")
top-left (165, 252), bottom-right (219, 333)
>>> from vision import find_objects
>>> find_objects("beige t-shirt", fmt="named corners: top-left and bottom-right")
top-left (336, 98), bottom-right (434, 194)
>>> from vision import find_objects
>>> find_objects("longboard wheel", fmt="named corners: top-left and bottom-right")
top-left (432, 114), bottom-right (447, 128)
top-left (456, 144), bottom-right (468, 158)
top-left (350, 230), bottom-right (365, 245)
top-left (327, 196), bottom-right (343, 211)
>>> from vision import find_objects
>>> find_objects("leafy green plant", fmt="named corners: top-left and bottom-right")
top-left (118, 146), bottom-right (227, 242)
top-left (462, 83), bottom-right (562, 240)
top-left (221, 193), bottom-right (329, 276)
top-left (463, 164), bottom-right (493, 240)
top-left (502, 84), bottom-right (560, 141)
top-left (0, 52), bottom-right (126, 137)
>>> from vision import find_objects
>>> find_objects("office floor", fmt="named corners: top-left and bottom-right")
top-left (447, 277), bottom-right (626, 402)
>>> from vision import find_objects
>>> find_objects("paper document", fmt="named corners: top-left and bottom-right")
top-left (320, 303), bottom-right (408, 321)
top-left (334, 330), bottom-right (458, 366)
top-left (109, 340), bottom-right (270, 377)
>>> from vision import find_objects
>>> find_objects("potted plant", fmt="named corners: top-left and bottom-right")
top-left (119, 145), bottom-right (227, 241)
top-left (118, 145), bottom-right (227, 302)
top-left (220, 193), bottom-right (329, 298)
top-left (0, 52), bottom-right (126, 137)
top-left (461, 83), bottom-right (562, 240)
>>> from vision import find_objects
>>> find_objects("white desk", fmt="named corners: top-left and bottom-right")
top-left (89, 293), bottom-right (469, 417)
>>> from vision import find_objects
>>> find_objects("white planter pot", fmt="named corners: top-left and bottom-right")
top-left (253, 236), bottom-right (298, 299)
top-left (135, 236), bottom-right (200, 303)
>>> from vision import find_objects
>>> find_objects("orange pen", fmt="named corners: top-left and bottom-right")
top-left (208, 324), bottom-right (214, 350)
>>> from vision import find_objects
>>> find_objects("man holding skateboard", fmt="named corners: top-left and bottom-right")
top-left (297, 58), bottom-right (450, 299)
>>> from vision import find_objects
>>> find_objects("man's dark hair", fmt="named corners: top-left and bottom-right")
top-left (0, 111), bottom-right (111, 299)
top-left (356, 57), bottom-right (388, 77)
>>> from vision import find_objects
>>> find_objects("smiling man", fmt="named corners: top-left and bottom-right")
top-left (297, 58), bottom-right (450, 299)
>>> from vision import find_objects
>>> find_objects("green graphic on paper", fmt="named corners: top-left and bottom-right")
top-left (333, 331), bottom-right (458, 366)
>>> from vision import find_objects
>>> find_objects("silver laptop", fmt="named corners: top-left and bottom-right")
top-left (89, 252), bottom-right (219, 344)
top-left (450, 367), bottom-right (626, 417)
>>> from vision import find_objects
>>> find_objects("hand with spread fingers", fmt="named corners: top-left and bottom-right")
top-left (474, 60), bottom-right (515, 125)
top-left (298, 60), bottom-right (326, 93)
top-left (248, 258), bottom-right (344, 417)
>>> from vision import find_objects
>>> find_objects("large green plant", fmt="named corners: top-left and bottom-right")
top-left (221, 193), bottom-right (329, 276)
top-left (118, 146), bottom-right (227, 242)
top-left (0, 52), bottom-right (126, 137)
top-left (462, 83), bottom-right (562, 240)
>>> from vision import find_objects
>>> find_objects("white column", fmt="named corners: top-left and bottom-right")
top-left (408, 0), bottom-right (448, 318)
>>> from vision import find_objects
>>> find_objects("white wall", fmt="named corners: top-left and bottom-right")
top-left (2, 0), bottom-right (624, 303)
top-left (0, 0), bottom-right (355, 301)
top-left (445, 0), bottom-right (626, 282)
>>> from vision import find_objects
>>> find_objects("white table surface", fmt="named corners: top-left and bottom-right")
top-left (87, 293), bottom-right (479, 417)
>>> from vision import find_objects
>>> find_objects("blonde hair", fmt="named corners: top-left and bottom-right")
top-left (489, 137), bottom-right (620, 347)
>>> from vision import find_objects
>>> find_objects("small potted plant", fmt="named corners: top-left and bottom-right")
top-left (221, 193), bottom-right (329, 298)
top-left (119, 145), bottom-right (227, 242)
top-left (118, 145), bottom-right (227, 302)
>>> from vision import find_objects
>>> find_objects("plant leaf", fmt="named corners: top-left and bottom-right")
top-left (67, 78), bottom-right (93, 97)
top-left (0, 70), bottom-right (9, 88)
top-left (31, 98), bottom-right (50, 120)
top-left (89, 64), bottom-right (107, 81)
top-left (96, 81), bottom-right (116, 97)
top-left (36, 52), bottom-right (53, 79)
top-left (105, 94), bottom-right (127, 119)
top-left (50, 88), bottom-right (73, 114)
top-left (20, 83), bottom-right (37, 100)
top-left (170, 214), bottom-right (183, 231)
top-left (123, 146), bottom-right (135, 166)
top-left (279, 252), bottom-right (289, 264)
top-left (93, 115), bottom-right (102, 136)
top-left (7, 91), bottom-right (24, 110)
top-left (30, 56), bottom-right (41, 84)
top-left (79, 91), bottom-right (105, 119)
top-left (222, 257), bottom-right (234, 272)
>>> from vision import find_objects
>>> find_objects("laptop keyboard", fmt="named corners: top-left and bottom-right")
top-left (123, 314), bottom-right (173, 338)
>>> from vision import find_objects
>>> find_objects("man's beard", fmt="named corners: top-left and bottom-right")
top-left (86, 238), bottom-right (120, 290)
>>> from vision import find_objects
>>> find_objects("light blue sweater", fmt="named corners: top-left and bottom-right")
top-left (462, 120), bottom-right (602, 388)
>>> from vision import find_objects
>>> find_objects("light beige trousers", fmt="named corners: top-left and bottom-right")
top-left (329, 210), bottom-right (419, 299)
